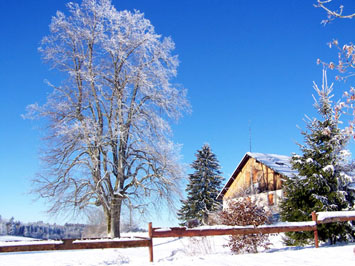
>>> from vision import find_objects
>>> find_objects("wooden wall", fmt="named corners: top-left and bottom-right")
top-left (223, 157), bottom-right (283, 200)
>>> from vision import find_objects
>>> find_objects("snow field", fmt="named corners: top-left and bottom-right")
top-left (0, 234), bottom-right (355, 265)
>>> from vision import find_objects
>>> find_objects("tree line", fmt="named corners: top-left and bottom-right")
top-left (0, 215), bottom-right (85, 239)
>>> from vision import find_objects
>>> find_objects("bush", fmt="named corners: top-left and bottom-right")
top-left (181, 236), bottom-right (215, 256)
top-left (220, 198), bottom-right (272, 254)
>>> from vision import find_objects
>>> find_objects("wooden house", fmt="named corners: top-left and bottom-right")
top-left (217, 152), bottom-right (298, 213)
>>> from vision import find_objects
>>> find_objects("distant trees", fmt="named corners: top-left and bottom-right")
top-left (280, 71), bottom-right (355, 245)
top-left (0, 216), bottom-right (85, 239)
top-left (0, 216), bottom-right (5, 235)
top-left (178, 144), bottom-right (223, 226)
top-left (6, 217), bottom-right (17, 236)
top-left (26, 0), bottom-right (188, 237)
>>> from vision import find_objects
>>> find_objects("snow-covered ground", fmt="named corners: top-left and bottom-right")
top-left (0, 234), bottom-right (354, 266)
top-left (0, 236), bottom-right (39, 242)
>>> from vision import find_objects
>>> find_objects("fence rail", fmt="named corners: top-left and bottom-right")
top-left (151, 222), bottom-right (317, 238)
top-left (0, 238), bottom-right (151, 253)
top-left (148, 210), bottom-right (355, 261)
top-left (1, 211), bottom-right (355, 263)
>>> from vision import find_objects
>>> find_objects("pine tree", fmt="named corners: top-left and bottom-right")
top-left (6, 217), bottom-right (16, 236)
top-left (280, 71), bottom-right (355, 245)
top-left (178, 144), bottom-right (224, 226)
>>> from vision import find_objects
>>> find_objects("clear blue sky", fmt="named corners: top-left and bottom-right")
top-left (1, 0), bottom-right (355, 227)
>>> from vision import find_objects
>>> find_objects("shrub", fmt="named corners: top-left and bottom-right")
top-left (220, 198), bottom-right (272, 254)
top-left (181, 236), bottom-right (215, 255)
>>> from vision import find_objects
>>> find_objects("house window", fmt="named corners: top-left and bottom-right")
top-left (268, 193), bottom-right (274, 206)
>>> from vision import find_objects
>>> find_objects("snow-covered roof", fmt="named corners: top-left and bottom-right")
top-left (217, 152), bottom-right (297, 200)
top-left (247, 152), bottom-right (298, 179)
top-left (217, 152), bottom-right (355, 200)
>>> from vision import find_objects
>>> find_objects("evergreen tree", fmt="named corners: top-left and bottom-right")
top-left (280, 71), bottom-right (355, 245)
top-left (178, 144), bottom-right (224, 226)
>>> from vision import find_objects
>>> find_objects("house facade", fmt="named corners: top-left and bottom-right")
top-left (217, 152), bottom-right (298, 213)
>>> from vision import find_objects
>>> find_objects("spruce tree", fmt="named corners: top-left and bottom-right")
top-left (280, 71), bottom-right (355, 245)
top-left (178, 144), bottom-right (224, 226)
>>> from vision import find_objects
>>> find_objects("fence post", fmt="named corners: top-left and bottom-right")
top-left (311, 211), bottom-right (319, 248)
top-left (148, 222), bottom-right (153, 262)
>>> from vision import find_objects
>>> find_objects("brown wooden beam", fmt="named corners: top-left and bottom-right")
top-left (0, 243), bottom-right (58, 253)
top-left (0, 238), bottom-right (151, 253)
top-left (152, 224), bottom-right (316, 238)
top-left (317, 216), bottom-right (355, 224)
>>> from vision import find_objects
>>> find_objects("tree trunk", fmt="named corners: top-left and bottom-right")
top-left (105, 210), bottom-right (111, 236)
top-left (110, 194), bottom-right (122, 238)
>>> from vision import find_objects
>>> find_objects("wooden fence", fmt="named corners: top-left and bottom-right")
top-left (148, 220), bottom-right (317, 262)
top-left (148, 210), bottom-right (355, 262)
top-left (1, 211), bottom-right (355, 263)
top-left (0, 237), bottom-right (151, 254)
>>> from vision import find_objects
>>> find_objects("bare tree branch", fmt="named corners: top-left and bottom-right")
top-left (26, 0), bottom-right (189, 238)
top-left (315, 0), bottom-right (355, 24)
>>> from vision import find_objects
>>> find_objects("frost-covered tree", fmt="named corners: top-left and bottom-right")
top-left (315, 0), bottom-right (355, 24)
top-left (315, 0), bottom-right (355, 136)
top-left (25, 0), bottom-right (189, 238)
top-left (6, 217), bottom-right (16, 236)
top-left (178, 144), bottom-right (223, 226)
top-left (280, 71), bottom-right (355, 245)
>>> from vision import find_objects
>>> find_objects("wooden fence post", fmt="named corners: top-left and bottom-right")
top-left (312, 211), bottom-right (319, 248)
top-left (148, 222), bottom-right (153, 262)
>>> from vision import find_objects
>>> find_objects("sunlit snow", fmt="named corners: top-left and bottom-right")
top-left (1, 233), bottom-right (355, 265)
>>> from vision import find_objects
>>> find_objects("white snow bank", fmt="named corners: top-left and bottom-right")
top-left (74, 237), bottom-right (148, 243)
top-left (155, 243), bottom-right (355, 266)
top-left (0, 236), bottom-right (39, 242)
top-left (0, 234), bottom-right (354, 266)
top-left (159, 222), bottom-right (316, 231)
top-left (0, 235), bottom-right (61, 246)
top-left (259, 221), bottom-right (316, 228)
top-left (317, 211), bottom-right (355, 221)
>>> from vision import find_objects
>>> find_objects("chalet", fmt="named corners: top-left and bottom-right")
top-left (217, 152), bottom-right (298, 213)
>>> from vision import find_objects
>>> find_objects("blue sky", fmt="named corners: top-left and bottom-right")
top-left (1, 0), bottom-right (355, 227)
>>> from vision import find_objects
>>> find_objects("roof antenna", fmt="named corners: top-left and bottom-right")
top-left (249, 120), bottom-right (252, 152)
